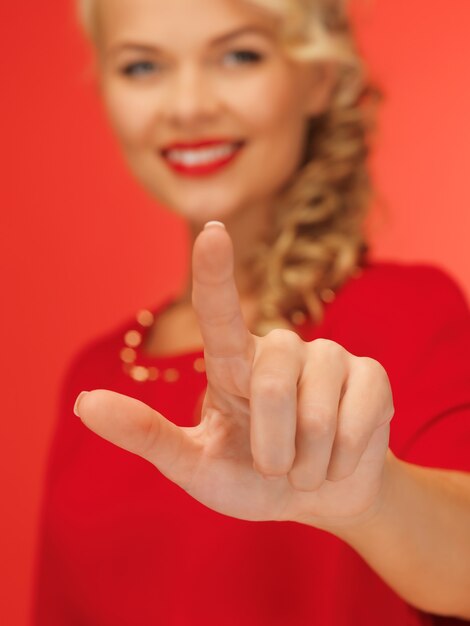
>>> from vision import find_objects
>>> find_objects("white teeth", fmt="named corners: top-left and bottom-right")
top-left (165, 143), bottom-right (239, 166)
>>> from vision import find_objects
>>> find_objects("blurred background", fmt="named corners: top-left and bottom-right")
top-left (1, 0), bottom-right (469, 624)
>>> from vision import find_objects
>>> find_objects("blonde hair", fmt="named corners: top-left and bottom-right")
top-left (240, 0), bottom-right (382, 334)
top-left (76, 0), bottom-right (382, 335)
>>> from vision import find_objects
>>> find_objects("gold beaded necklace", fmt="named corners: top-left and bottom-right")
top-left (120, 285), bottom-right (341, 384)
top-left (119, 308), bottom-right (207, 383)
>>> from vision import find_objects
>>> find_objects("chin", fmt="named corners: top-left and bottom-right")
top-left (181, 205), bottom-right (240, 226)
top-left (162, 190), bottom-right (247, 225)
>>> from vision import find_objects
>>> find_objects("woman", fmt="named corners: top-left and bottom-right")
top-left (33, 0), bottom-right (470, 624)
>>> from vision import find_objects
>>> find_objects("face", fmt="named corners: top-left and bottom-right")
top-left (95, 0), bottom-right (336, 226)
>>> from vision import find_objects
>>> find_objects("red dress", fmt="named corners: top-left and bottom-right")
top-left (33, 261), bottom-right (470, 626)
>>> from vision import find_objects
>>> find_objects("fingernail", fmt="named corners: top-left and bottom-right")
top-left (73, 391), bottom-right (89, 417)
top-left (204, 221), bottom-right (226, 231)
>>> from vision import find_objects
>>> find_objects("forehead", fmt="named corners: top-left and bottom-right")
top-left (96, 0), bottom-right (280, 50)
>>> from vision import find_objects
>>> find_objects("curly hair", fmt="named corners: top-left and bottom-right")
top-left (76, 0), bottom-right (383, 336)
top-left (238, 0), bottom-right (383, 335)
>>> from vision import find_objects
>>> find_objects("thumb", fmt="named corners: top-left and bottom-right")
top-left (74, 389), bottom-right (201, 488)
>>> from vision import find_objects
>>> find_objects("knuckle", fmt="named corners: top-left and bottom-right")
top-left (310, 338), bottom-right (345, 359)
top-left (253, 374), bottom-right (293, 400)
top-left (334, 425), bottom-right (364, 453)
top-left (356, 356), bottom-right (388, 381)
top-left (380, 402), bottom-right (395, 427)
top-left (141, 415), bottom-right (162, 457)
top-left (300, 405), bottom-right (336, 438)
top-left (200, 307), bottom-right (239, 328)
top-left (266, 327), bottom-right (303, 348)
top-left (355, 357), bottom-right (394, 420)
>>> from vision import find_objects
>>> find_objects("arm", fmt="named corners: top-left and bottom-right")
top-left (324, 266), bottom-right (470, 619)
top-left (326, 449), bottom-right (470, 619)
top-left (75, 227), bottom-right (470, 621)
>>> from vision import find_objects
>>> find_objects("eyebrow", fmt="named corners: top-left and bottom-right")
top-left (108, 25), bottom-right (273, 57)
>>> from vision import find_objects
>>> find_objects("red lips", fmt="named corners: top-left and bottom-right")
top-left (161, 138), bottom-right (242, 151)
top-left (160, 138), bottom-right (246, 177)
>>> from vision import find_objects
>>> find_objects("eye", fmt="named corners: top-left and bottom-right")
top-left (120, 61), bottom-right (159, 77)
top-left (223, 49), bottom-right (263, 67)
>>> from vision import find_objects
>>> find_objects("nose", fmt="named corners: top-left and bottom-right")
top-left (162, 63), bottom-right (221, 128)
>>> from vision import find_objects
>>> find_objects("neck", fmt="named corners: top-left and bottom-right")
top-left (142, 198), bottom-right (276, 357)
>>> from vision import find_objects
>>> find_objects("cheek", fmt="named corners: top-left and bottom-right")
top-left (102, 84), bottom-right (156, 149)
top-left (227, 68), bottom-right (306, 132)
top-left (225, 70), bottom-right (308, 186)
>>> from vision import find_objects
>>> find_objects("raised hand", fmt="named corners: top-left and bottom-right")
top-left (75, 222), bottom-right (394, 531)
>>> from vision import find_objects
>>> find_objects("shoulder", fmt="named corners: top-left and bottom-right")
top-left (342, 260), bottom-right (467, 304)
top-left (334, 260), bottom-right (469, 324)
top-left (313, 260), bottom-right (469, 361)
top-left (64, 296), bottom-right (172, 377)
top-left (60, 296), bottom-right (175, 399)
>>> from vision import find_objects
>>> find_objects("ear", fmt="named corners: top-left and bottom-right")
top-left (302, 60), bottom-right (339, 116)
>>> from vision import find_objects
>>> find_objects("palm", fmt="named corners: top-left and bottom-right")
top-left (78, 224), bottom-right (391, 531)
top-left (174, 385), bottom-right (387, 527)
top-left (179, 404), bottom-right (386, 526)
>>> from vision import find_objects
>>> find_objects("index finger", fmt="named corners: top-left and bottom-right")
top-left (192, 221), bottom-right (255, 362)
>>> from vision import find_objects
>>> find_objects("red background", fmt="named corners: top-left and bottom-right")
top-left (2, 1), bottom-right (470, 624)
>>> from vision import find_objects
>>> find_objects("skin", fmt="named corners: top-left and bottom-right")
top-left (76, 0), bottom-right (470, 617)
top-left (86, 0), bottom-right (393, 503)
top-left (76, 224), bottom-right (470, 617)
top-left (93, 0), bottom-right (337, 315)
top-left (76, 222), bottom-right (393, 516)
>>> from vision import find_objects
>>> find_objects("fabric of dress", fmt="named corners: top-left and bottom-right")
top-left (32, 260), bottom-right (470, 626)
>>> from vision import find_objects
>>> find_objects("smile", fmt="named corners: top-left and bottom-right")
top-left (160, 141), bottom-right (245, 177)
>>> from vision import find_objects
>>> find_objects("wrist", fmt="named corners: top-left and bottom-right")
top-left (295, 449), bottom-right (399, 539)
top-left (328, 449), bottom-right (400, 542)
